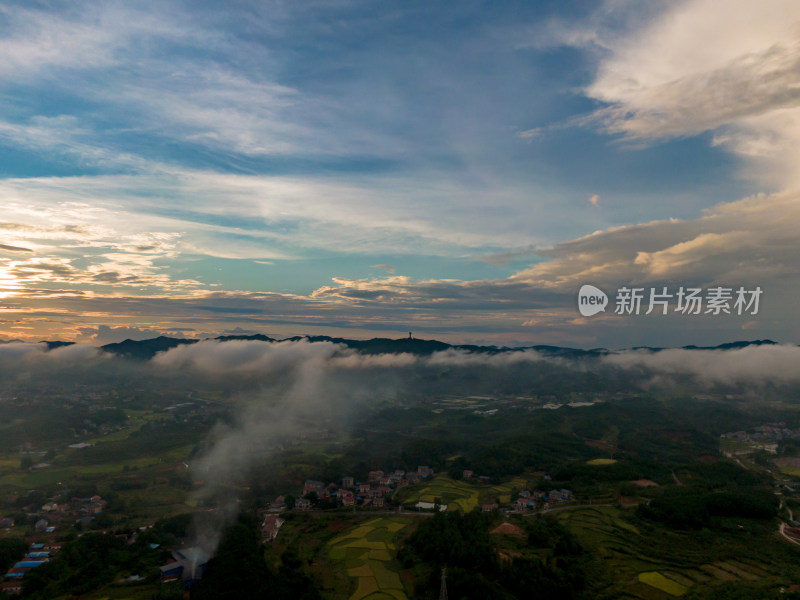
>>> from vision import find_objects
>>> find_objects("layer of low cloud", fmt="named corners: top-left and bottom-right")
top-left (604, 344), bottom-right (800, 385)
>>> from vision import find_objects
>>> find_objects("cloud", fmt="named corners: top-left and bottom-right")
top-left (426, 348), bottom-right (546, 367)
top-left (0, 1), bottom-right (798, 350)
top-left (475, 245), bottom-right (538, 266)
top-left (510, 190), bottom-right (800, 288)
top-left (0, 341), bottom-right (106, 369)
top-left (0, 243), bottom-right (33, 253)
top-left (153, 338), bottom-right (342, 375)
top-left (2, 185), bottom-right (798, 347)
top-left (580, 0), bottom-right (800, 188)
top-left (371, 264), bottom-right (395, 274)
top-left (603, 344), bottom-right (800, 385)
top-left (589, 194), bottom-right (599, 207)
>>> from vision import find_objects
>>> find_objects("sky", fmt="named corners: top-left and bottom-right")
top-left (0, 0), bottom-right (799, 348)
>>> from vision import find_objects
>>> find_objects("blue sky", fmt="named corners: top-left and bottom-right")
top-left (1, 0), bottom-right (799, 347)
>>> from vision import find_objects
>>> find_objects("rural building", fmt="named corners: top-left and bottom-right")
top-left (261, 515), bottom-right (285, 542)
top-left (415, 501), bottom-right (447, 512)
top-left (303, 480), bottom-right (325, 495)
top-left (13, 561), bottom-right (48, 571)
top-left (159, 562), bottom-right (183, 582)
top-left (341, 476), bottom-right (354, 489)
top-left (1, 580), bottom-right (22, 595)
top-left (158, 548), bottom-right (208, 586)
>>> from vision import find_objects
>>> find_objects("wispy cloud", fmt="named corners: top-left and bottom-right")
top-left (371, 263), bottom-right (395, 273)
top-left (0, 243), bottom-right (32, 253)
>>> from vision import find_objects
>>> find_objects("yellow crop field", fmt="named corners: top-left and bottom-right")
top-left (586, 458), bottom-right (617, 465)
top-left (328, 518), bottom-right (411, 600)
top-left (351, 576), bottom-right (379, 600)
top-left (402, 476), bottom-right (479, 511)
top-left (638, 572), bottom-right (688, 596)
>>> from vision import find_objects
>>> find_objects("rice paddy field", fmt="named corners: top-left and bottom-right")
top-left (326, 517), bottom-right (413, 600)
top-left (400, 476), bottom-right (480, 512)
top-left (557, 506), bottom-right (800, 599)
top-left (400, 474), bottom-right (534, 510)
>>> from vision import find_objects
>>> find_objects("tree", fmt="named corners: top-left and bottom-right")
top-left (191, 519), bottom-right (270, 600)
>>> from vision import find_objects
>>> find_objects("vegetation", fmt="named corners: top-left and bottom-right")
top-left (21, 533), bottom-right (164, 598)
top-left (0, 537), bottom-right (27, 575)
top-left (3, 347), bottom-right (800, 598)
top-left (192, 514), bottom-right (320, 600)
top-left (399, 511), bottom-right (589, 599)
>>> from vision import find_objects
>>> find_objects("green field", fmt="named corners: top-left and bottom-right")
top-left (327, 517), bottom-right (411, 600)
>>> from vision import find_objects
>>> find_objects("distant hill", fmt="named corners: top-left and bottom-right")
top-left (629, 339), bottom-right (778, 353)
top-left (682, 339), bottom-right (777, 351)
top-left (23, 334), bottom-right (787, 360)
top-left (214, 334), bottom-right (276, 343)
top-left (100, 336), bottom-right (197, 360)
top-left (300, 335), bottom-right (451, 355)
top-left (42, 340), bottom-right (75, 350)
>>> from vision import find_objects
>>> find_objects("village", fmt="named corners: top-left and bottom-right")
top-left (0, 541), bottom-right (61, 596)
top-left (0, 494), bottom-right (112, 593)
top-left (260, 466), bottom-right (574, 543)
top-left (719, 422), bottom-right (800, 459)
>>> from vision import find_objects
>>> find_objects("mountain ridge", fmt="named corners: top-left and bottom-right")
top-left (17, 334), bottom-right (781, 361)
top-left (2, 335), bottom-right (782, 360)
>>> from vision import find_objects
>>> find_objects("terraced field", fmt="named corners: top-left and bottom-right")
top-left (557, 507), bottom-right (796, 599)
top-left (327, 517), bottom-right (412, 600)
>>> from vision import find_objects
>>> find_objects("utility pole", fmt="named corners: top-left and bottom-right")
top-left (439, 567), bottom-right (448, 600)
